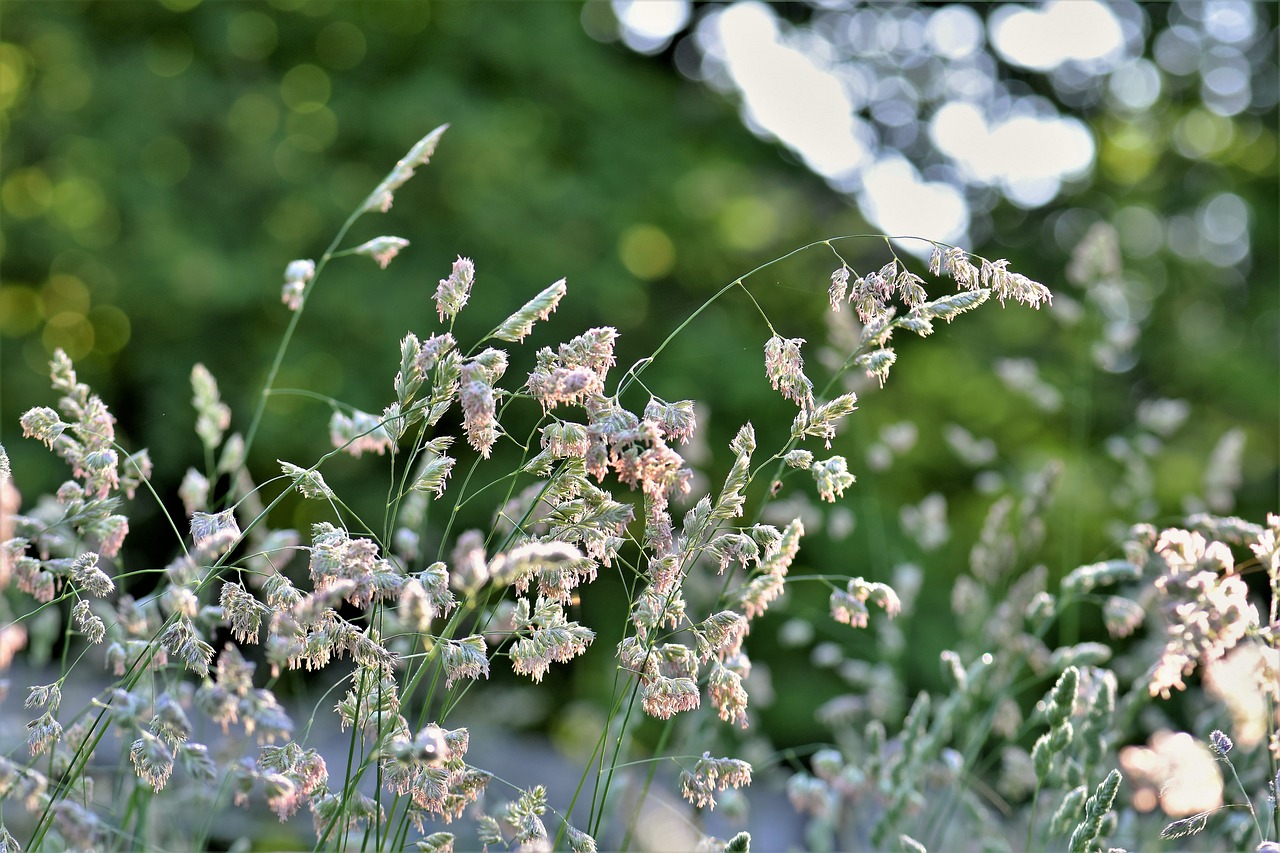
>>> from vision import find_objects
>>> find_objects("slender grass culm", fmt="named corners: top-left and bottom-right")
top-left (0, 126), bottom-right (1276, 852)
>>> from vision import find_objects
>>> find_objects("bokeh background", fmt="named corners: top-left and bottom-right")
top-left (1, 0), bottom-right (1277, 837)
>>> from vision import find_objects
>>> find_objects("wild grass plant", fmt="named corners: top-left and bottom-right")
top-left (0, 126), bottom-right (1275, 852)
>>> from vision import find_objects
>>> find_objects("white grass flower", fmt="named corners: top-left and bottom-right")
top-left (1146, 527), bottom-right (1256, 698)
top-left (708, 532), bottom-right (759, 573)
top-left (693, 611), bottom-right (747, 661)
top-left (173, 741), bottom-right (217, 787)
top-left (405, 723), bottom-right (451, 765)
top-left (929, 290), bottom-right (993, 328)
top-left (811, 456), bottom-right (855, 503)
top-left (929, 244), bottom-right (944, 275)
top-left (644, 398), bottom-right (697, 445)
top-left (1062, 559), bottom-right (1141, 593)
top-left (168, 585), bottom-right (205, 623)
top-left (943, 246), bottom-right (980, 288)
top-left (450, 530), bottom-right (489, 593)
top-left (178, 467), bottom-right (210, 516)
top-left (527, 365), bottom-right (602, 411)
top-left (707, 660), bottom-right (749, 728)
top-left (712, 425), bottom-right (754, 521)
top-left (855, 347), bottom-right (896, 387)
top-left (360, 123), bottom-right (448, 214)
top-left (1049, 786), bottom-right (1088, 836)
top-left (150, 692), bottom-right (193, 746)
top-left (459, 365), bottom-right (500, 458)
top-left (787, 772), bottom-right (836, 818)
top-left (307, 522), bottom-right (404, 609)
top-left (118, 447), bottom-right (151, 500)
top-left (24, 683), bottom-right (61, 712)
top-left (510, 606), bottom-right (594, 682)
top-left (679, 753), bottom-right (752, 810)
top-left (434, 255), bottom-right (474, 321)
top-left (440, 635), bottom-right (490, 688)
top-left (354, 235), bottom-right (410, 269)
top-left (130, 731), bottom-right (174, 792)
top-left (832, 577), bottom-right (901, 628)
top-left (641, 674), bottom-right (699, 719)
top-left (397, 578), bottom-right (436, 632)
top-left (191, 509), bottom-right (240, 551)
top-left (416, 333), bottom-right (458, 382)
top-left (279, 460), bottom-right (334, 500)
top-left (490, 540), bottom-right (591, 596)
top-left (161, 616), bottom-right (215, 677)
top-left (828, 265), bottom-right (850, 310)
top-left (72, 600), bottom-right (105, 644)
top-left (981, 257), bottom-right (1052, 309)
top-left (77, 447), bottom-right (120, 498)
top-left (896, 269), bottom-right (927, 305)
top-left (71, 551), bottom-right (113, 597)
top-left (1158, 811), bottom-right (1211, 840)
top-left (493, 278), bottom-right (567, 343)
top-left (416, 833), bottom-right (456, 852)
top-left (258, 743), bottom-right (327, 819)
top-left (540, 421), bottom-right (590, 458)
top-left (281, 259), bottom-right (315, 311)
top-left (191, 363), bottom-right (231, 451)
top-left (221, 581), bottom-right (267, 643)
top-left (829, 587), bottom-right (868, 628)
top-left (566, 825), bottom-right (597, 853)
top-left (26, 711), bottom-right (62, 757)
top-left (1101, 595), bottom-right (1145, 638)
top-left (764, 335), bottom-right (813, 411)
top-left (795, 392), bottom-right (858, 447)
top-left (20, 406), bottom-right (66, 449)
top-left (329, 408), bottom-right (395, 457)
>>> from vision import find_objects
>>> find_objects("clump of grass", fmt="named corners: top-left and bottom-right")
top-left (1, 124), bottom-right (1273, 853)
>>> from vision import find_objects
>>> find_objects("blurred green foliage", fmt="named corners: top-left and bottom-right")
top-left (1, 0), bottom-right (1276, 752)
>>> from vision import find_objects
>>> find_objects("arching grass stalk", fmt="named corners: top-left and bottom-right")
top-left (6, 125), bottom-right (1070, 852)
top-left (242, 124), bottom-right (449, 462)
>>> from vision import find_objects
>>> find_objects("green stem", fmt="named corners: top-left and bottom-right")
top-left (617, 233), bottom-right (935, 399)
top-left (242, 205), bottom-right (367, 462)
top-left (618, 720), bottom-right (674, 852)
top-left (1221, 750), bottom-right (1264, 844)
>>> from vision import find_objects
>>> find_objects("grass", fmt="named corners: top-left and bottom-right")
top-left (0, 125), bottom-right (1276, 853)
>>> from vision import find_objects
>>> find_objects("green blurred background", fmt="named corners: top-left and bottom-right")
top-left (1, 0), bottom-right (1276, 754)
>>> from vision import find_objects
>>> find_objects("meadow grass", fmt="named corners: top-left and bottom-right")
top-left (1, 126), bottom-right (1276, 852)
